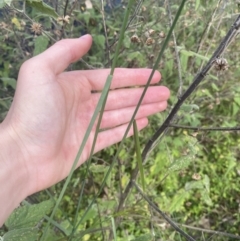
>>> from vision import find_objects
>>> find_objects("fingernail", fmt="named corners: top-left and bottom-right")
top-left (79, 34), bottom-right (90, 39)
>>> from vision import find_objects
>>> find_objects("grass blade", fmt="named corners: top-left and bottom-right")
top-left (133, 120), bottom-right (145, 191)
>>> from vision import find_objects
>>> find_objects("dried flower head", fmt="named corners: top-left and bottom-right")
top-left (145, 29), bottom-right (155, 37)
top-left (31, 22), bottom-right (42, 35)
top-left (214, 57), bottom-right (228, 71)
top-left (57, 15), bottom-right (70, 25)
top-left (148, 54), bottom-right (154, 60)
top-left (159, 31), bottom-right (166, 38)
top-left (130, 34), bottom-right (141, 43)
top-left (145, 37), bottom-right (155, 45)
top-left (148, 29), bottom-right (155, 36)
top-left (142, 6), bottom-right (147, 12)
top-left (192, 173), bottom-right (201, 180)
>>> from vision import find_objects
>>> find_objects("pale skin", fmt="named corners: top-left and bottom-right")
top-left (0, 34), bottom-right (170, 226)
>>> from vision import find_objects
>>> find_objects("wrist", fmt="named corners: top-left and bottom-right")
top-left (0, 122), bottom-right (31, 226)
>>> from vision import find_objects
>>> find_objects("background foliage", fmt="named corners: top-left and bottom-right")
top-left (0, 0), bottom-right (240, 240)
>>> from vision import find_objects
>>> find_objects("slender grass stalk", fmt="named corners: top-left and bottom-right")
top-left (111, 216), bottom-right (117, 241)
top-left (133, 120), bottom-right (145, 191)
top-left (71, 88), bottom-right (109, 237)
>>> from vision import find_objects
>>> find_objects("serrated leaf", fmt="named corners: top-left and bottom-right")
top-left (185, 180), bottom-right (204, 191)
top-left (26, 0), bottom-right (58, 19)
top-left (5, 200), bottom-right (54, 230)
top-left (3, 227), bottom-right (39, 241)
top-left (168, 190), bottom-right (189, 213)
top-left (168, 156), bottom-right (192, 173)
top-left (33, 35), bottom-right (49, 56)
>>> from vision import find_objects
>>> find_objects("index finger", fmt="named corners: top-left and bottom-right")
top-left (26, 35), bottom-right (93, 75)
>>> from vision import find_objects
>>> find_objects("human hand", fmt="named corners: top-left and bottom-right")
top-left (0, 34), bottom-right (170, 197)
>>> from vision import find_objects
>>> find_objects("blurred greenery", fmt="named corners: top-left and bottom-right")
top-left (0, 0), bottom-right (240, 240)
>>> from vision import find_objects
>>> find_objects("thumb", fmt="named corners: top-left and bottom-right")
top-left (31, 34), bottom-right (92, 74)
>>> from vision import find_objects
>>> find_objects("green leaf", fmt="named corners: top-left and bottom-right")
top-left (201, 190), bottom-right (213, 206)
top-left (26, 0), bottom-right (58, 19)
top-left (180, 104), bottom-right (199, 112)
top-left (94, 35), bottom-right (105, 49)
top-left (132, 234), bottom-right (153, 241)
top-left (5, 200), bottom-right (54, 230)
top-left (195, 0), bottom-right (201, 10)
top-left (168, 190), bottom-right (189, 213)
top-left (89, 164), bottom-right (108, 173)
top-left (3, 227), bottom-right (39, 241)
top-left (1, 77), bottom-right (16, 89)
top-left (123, 35), bottom-right (131, 48)
top-left (178, 46), bottom-right (209, 61)
top-left (0, 99), bottom-right (9, 109)
top-left (168, 156), bottom-right (192, 173)
top-left (185, 180), bottom-right (204, 191)
top-left (224, 157), bottom-right (237, 177)
top-left (180, 50), bottom-right (189, 72)
top-left (211, 82), bottom-right (219, 91)
top-left (128, 51), bottom-right (142, 60)
top-left (111, 217), bottom-right (117, 241)
top-left (202, 174), bottom-right (210, 193)
top-left (33, 35), bottom-right (49, 56)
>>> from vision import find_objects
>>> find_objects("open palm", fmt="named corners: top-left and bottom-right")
top-left (2, 35), bottom-right (170, 195)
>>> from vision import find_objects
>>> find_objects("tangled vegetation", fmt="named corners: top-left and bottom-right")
top-left (0, 0), bottom-right (240, 240)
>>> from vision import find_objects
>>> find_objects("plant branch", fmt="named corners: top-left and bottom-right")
top-left (169, 124), bottom-right (240, 131)
top-left (132, 181), bottom-right (196, 241)
top-left (176, 223), bottom-right (240, 240)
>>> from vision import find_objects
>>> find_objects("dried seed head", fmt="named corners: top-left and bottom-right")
top-left (144, 29), bottom-right (155, 38)
top-left (130, 34), bottom-right (141, 43)
top-left (214, 57), bottom-right (228, 71)
top-left (192, 173), bottom-right (201, 180)
top-left (145, 37), bottom-right (155, 45)
top-left (168, 41), bottom-right (174, 47)
top-left (57, 15), bottom-right (70, 25)
top-left (159, 31), bottom-right (166, 38)
top-left (31, 22), bottom-right (42, 35)
top-left (148, 29), bottom-right (155, 36)
top-left (148, 54), bottom-right (154, 60)
top-left (142, 6), bottom-right (147, 11)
